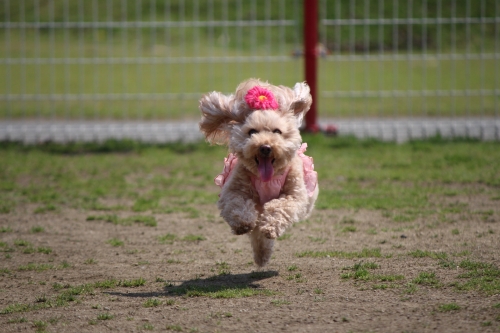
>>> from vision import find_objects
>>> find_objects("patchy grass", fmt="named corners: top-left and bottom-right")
top-left (408, 250), bottom-right (448, 260)
top-left (277, 233), bottom-right (292, 241)
top-left (97, 313), bottom-right (114, 320)
top-left (86, 214), bottom-right (157, 227)
top-left (14, 239), bottom-right (31, 247)
top-left (143, 298), bottom-right (163, 308)
top-left (119, 277), bottom-right (147, 287)
top-left (1, 278), bottom-right (147, 315)
top-left (0, 138), bottom-right (499, 330)
top-left (341, 262), bottom-right (404, 284)
top-left (142, 323), bottom-right (155, 330)
top-left (37, 247), bottom-right (53, 254)
top-left (182, 234), bottom-right (206, 242)
top-left (297, 248), bottom-right (383, 259)
top-left (308, 236), bottom-right (327, 244)
top-left (158, 233), bottom-right (178, 244)
top-left (341, 226), bottom-right (357, 233)
top-left (18, 263), bottom-right (54, 272)
top-left (438, 303), bottom-right (461, 312)
top-left (451, 260), bottom-right (500, 295)
top-left (33, 320), bottom-right (48, 332)
top-left (107, 238), bottom-right (124, 247)
top-left (30, 226), bottom-right (45, 233)
top-left (167, 285), bottom-right (275, 298)
top-left (412, 272), bottom-right (441, 287)
top-left (271, 299), bottom-right (291, 306)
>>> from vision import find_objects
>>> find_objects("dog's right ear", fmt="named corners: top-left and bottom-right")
top-left (199, 91), bottom-right (240, 145)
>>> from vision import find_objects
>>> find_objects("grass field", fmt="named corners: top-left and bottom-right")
top-left (1, 135), bottom-right (499, 215)
top-left (0, 136), bottom-right (499, 331)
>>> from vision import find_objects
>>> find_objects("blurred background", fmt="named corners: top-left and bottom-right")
top-left (0, 0), bottom-right (499, 142)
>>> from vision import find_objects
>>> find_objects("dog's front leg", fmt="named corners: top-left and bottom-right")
top-left (258, 167), bottom-right (309, 239)
top-left (217, 172), bottom-right (259, 235)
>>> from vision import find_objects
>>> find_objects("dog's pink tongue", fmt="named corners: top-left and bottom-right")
top-left (258, 157), bottom-right (274, 182)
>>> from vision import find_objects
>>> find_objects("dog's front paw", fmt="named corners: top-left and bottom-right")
top-left (231, 222), bottom-right (255, 235)
top-left (259, 224), bottom-right (278, 239)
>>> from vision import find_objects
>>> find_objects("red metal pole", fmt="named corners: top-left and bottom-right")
top-left (303, 0), bottom-right (320, 132)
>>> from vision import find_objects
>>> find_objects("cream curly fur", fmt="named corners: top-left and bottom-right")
top-left (199, 78), bottom-right (319, 267)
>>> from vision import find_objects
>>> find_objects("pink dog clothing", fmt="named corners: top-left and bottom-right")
top-left (215, 143), bottom-right (317, 204)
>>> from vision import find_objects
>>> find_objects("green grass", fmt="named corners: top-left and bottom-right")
top-left (33, 320), bottom-right (48, 332)
top-left (143, 298), bottom-right (162, 308)
top-left (118, 277), bottom-right (147, 288)
top-left (107, 238), bottom-right (124, 247)
top-left (37, 247), bottom-right (53, 255)
top-left (158, 233), bottom-right (178, 244)
top-left (271, 299), bottom-right (291, 306)
top-left (14, 239), bottom-right (31, 247)
top-left (452, 259), bottom-right (500, 295)
top-left (182, 234), bottom-right (206, 242)
top-left (438, 303), bottom-right (461, 312)
top-left (18, 263), bottom-right (54, 272)
top-left (408, 250), bottom-right (448, 260)
top-left (1, 278), bottom-right (148, 315)
top-left (1, 137), bottom-right (499, 218)
top-left (277, 233), bottom-right (292, 241)
top-left (341, 262), bottom-right (404, 284)
top-left (97, 313), bottom-right (114, 320)
top-left (30, 226), bottom-right (45, 233)
top-left (167, 285), bottom-right (275, 299)
top-left (142, 323), bottom-right (155, 331)
top-left (297, 248), bottom-right (383, 259)
top-left (166, 325), bottom-right (184, 332)
top-left (412, 272), bottom-right (441, 287)
top-left (86, 214), bottom-right (157, 227)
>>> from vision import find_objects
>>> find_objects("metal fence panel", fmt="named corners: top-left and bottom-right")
top-left (0, 0), bottom-right (499, 142)
top-left (319, 0), bottom-right (499, 120)
top-left (1, 0), bottom-right (303, 122)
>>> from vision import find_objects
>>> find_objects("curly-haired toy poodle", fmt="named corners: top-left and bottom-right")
top-left (199, 78), bottom-right (319, 267)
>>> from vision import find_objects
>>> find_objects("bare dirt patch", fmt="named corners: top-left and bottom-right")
top-left (1, 198), bottom-right (499, 333)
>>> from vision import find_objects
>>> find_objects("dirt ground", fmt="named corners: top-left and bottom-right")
top-left (0, 192), bottom-right (499, 333)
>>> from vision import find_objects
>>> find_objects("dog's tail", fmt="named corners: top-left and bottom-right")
top-left (249, 229), bottom-right (275, 267)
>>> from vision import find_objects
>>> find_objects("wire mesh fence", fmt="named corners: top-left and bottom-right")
top-left (0, 0), bottom-right (499, 142)
top-left (0, 0), bottom-right (303, 122)
top-left (318, 0), bottom-right (499, 119)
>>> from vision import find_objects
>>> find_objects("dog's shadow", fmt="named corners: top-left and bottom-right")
top-left (105, 270), bottom-right (279, 299)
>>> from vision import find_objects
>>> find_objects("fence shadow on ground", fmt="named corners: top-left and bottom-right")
top-left (104, 271), bottom-right (279, 299)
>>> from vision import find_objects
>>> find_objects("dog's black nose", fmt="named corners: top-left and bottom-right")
top-left (259, 145), bottom-right (272, 156)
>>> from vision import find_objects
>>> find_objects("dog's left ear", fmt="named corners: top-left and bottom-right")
top-left (289, 82), bottom-right (312, 127)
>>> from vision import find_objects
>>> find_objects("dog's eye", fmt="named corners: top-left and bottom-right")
top-left (248, 129), bottom-right (258, 136)
top-left (273, 129), bottom-right (282, 135)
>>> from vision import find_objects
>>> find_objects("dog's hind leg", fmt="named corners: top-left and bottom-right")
top-left (249, 229), bottom-right (275, 267)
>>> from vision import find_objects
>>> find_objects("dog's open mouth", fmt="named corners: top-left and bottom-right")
top-left (255, 156), bottom-right (275, 182)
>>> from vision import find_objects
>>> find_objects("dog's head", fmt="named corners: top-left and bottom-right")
top-left (199, 78), bottom-right (312, 180)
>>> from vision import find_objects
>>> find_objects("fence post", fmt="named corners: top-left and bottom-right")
top-left (303, 0), bottom-right (320, 132)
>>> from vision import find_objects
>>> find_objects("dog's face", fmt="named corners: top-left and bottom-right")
top-left (230, 110), bottom-right (302, 181)
top-left (199, 78), bottom-right (313, 180)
